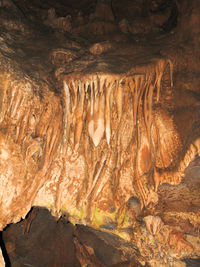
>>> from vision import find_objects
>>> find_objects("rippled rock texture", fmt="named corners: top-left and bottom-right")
top-left (0, 0), bottom-right (200, 266)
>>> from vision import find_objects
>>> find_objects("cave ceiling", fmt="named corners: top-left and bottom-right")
top-left (0, 0), bottom-right (200, 266)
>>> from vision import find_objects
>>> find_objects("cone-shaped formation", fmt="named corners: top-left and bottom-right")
top-left (62, 58), bottom-right (173, 149)
top-left (61, 59), bottom-right (175, 206)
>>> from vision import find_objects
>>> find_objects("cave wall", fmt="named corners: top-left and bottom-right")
top-left (0, 0), bottom-right (199, 266)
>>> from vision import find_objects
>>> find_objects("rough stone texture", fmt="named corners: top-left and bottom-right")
top-left (3, 208), bottom-right (81, 267)
top-left (0, 0), bottom-right (199, 266)
top-left (3, 207), bottom-right (141, 266)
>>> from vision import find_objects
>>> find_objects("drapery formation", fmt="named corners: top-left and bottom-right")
top-left (60, 58), bottom-right (175, 208)
top-left (0, 70), bottom-right (62, 228)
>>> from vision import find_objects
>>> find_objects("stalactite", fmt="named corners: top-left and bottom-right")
top-left (84, 154), bottom-right (106, 202)
top-left (72, 80), bottom-right (78, 109)
top-left (47, 116), bottom-right (62, 162)
top-left (61, 59), bottom-right (173, 208)
top-left (74, 81), bottom-right (85, 150)
top-left (127, 77), bottom-right (135, 124)
top-left (105, 80), bottom-right (113, 145)
top-left (143, 78), bottom-right (149, 141)
top-left (64, 75), bottom-right (119, 147)
top-left (155, 58), bottom-right (173, 101)
top-left (7, 82), bottom-right (18, 117)
top-left (11, 91), bottom-right (24, 118)
top-left (115, 80), bottom-right (123, 121)
top-left (63, 81), bottom-right (71, 143)
top-left (62, 59), bottom-right (173, 152)
top-left (36, 106), bottom-right (53, 137)
top-left (146, 83), bottom-right (154, 141)
top-left (93, 76), bottom-right (98, 97)
top-left (90, 79), bottom-right (94, 117)
top-left (17, 108), bottom-right (30, 143)
top-left (125, 59), bottom-right (173, 205)
top-left (88, 79), bottom-right (105, 147)
top-left (0, 79), bottom-right (8, 123)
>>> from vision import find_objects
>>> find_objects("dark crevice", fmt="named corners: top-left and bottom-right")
top-left (149, 0), bottom-right (178, 32)
top-left (183, 258), bottom-right (200, 267)
top-left (0, 231), bottom-right (11, 267)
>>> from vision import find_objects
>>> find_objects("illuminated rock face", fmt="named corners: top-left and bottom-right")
top-left (0, 0), bottom-right (200, 265)
top-left (32, 59), bottom-right (178, 224)
top-left (0, 73), bottom-right (63, 228)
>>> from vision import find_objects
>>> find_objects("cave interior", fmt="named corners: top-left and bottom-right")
top-left (0, 0), bottom-right (200, 266)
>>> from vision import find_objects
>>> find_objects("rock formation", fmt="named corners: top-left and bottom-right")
top-left (0, 0), bottom-right (199, 266)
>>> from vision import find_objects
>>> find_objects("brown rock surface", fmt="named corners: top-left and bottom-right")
top-left (0, 0), bottom-right (199, 266)
top-left (3, 207), bottom-right (141, 266)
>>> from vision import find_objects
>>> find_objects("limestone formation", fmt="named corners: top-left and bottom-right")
top-left (0, 0), bottom-right (199, 266)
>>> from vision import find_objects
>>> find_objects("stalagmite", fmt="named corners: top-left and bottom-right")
top-left (144, 215), bottom-right (163, 235)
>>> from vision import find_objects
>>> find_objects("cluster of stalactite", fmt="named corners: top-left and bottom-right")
top-left (60, 58), bottom-right (175, 207)
top-left (1, 57), bottom-right (200, 229)
top-left (0, 71), bottom-right (62, 227)
top-left (62, 58), bottom-right (173, 148)
top-left (58, 56), bottom-right (200, 215)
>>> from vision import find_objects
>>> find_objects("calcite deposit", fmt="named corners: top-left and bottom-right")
top-left (0, 0), bottom-right (200, 266)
